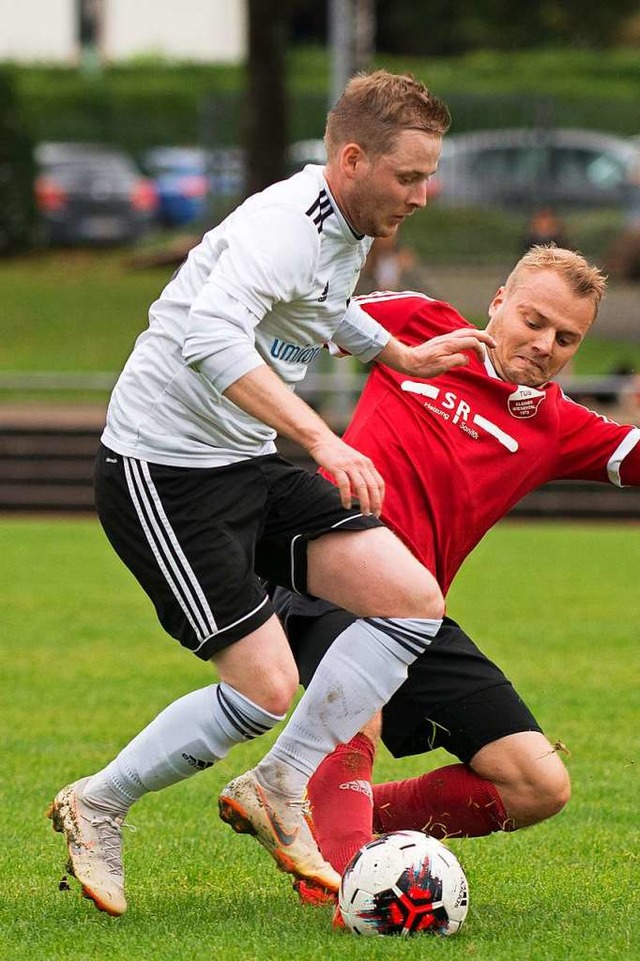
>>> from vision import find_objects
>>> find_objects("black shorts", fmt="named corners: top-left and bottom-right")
top-left (275, 589), bottom-right (542, 765)
top-left (94, 446), bottom-right (382, 661)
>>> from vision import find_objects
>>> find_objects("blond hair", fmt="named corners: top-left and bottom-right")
top-left (506, 245), bottom-right (607, 320)
top-left (324, 70), bottom-right (451, 160)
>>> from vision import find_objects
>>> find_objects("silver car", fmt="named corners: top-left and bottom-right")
top-left (433, 127), bottom-right (640, 211)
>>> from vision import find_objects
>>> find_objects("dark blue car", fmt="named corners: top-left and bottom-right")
top-left (142, 146), bottom-right (246, 227)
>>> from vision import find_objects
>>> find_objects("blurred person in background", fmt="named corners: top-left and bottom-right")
top-left (363, 234), bottom-right (417, 290)
top-left (522, 207), bottom-right (569, 252)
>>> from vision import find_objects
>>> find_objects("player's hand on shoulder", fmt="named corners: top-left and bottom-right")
top-left (307, 437), bottom-right (385, 516)
top-left (406, 327), bottom-right (497, 379)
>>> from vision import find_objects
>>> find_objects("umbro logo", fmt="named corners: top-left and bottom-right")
top-left (318, 281), bottom-right (329, 302)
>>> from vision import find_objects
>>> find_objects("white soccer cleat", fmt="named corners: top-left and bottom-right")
top-left (46, 776), bottom-right (127, 916)
top-left (218, 769), bottom-right (341, 895)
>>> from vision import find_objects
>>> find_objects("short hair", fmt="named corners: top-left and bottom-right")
top-left (505, 245), bottom-right (607, 321)
top-left (324, 70), bottom-right (451, 160)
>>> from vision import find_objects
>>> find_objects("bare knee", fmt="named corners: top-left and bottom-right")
top-left (216, 664), bottom-right (297, 717)
top-left (212, 616), bottom-right (299, 717)
top-left (471, 732), bottom-right (571, 829)
top-left (360, 712), bottom-right (383, 746)
top-left (252, 671), bottom-right (299, 717)
top-left (509, 761), bottom-right (571, 826)
top-left (389, 569), bottom-right (445, 620)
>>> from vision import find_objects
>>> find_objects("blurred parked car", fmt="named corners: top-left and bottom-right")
top-left (288, 138), bottom-right (327, 172)
top-left (143, 142), bottom-right (338, 229)
top-left (34, 142), bottom-right (158, 245)
top-left (141, 146), bottom-right (210, 227)
top-left (142, 146), bottom-right (246, 227)
top-left (433, 128), bottom-right (640, 211)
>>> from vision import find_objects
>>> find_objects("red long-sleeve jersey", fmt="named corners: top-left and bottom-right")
top-left (339, 291), bottom-right (640, 594)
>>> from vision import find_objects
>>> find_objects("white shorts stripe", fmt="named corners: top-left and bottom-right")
top-left (138, 461), bottom-right (218, 634)
top-left (195, 597), bottom-right (270, 652)
top-left (123, 457), bottom-right (218, 640)
top-left (289, 513), bottom-right (365, 594)
top-left (290, 533), bottom-right (303, 594)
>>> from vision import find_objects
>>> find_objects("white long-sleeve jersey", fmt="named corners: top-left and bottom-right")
top-left (102, 165), bottom-right (390, 467)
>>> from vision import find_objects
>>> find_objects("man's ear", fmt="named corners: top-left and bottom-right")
top-left (339, 142), bottom-right (367, 180)
top-left (487, 286), bottom-right (505, 320)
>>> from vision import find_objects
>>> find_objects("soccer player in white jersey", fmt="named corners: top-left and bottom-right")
top-left (271, 246), bottom-right (640, 909)
top-left (46, 71), bottom-right (498, 916)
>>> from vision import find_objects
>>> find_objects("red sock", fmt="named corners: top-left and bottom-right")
top-left (372, 763), bottom-right (515, 838)
top-left (307, 733), bottom-right (376, 874)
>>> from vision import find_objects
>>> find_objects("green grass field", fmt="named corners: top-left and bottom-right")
top-left (0, 517), bottom-right (638, 960)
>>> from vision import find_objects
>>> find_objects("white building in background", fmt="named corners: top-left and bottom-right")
top-left (0, 0), bottom-right (75, 62)
top-left (102, 0), bottom-right (245, 63)
top-left (0, 0), bottom-right (245, 64)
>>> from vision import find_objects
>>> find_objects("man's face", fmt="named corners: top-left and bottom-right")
top-left (337, 129), bottom-right (442, 238)
top-left (485, 269), bottom-right (595, 386)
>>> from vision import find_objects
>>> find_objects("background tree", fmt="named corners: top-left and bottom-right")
top-left (291, 0), bottom-right (640, 54)
top-left (0, 68), bottom-right (36, 255)
top-left (245, 0), bottom-right (291, 195)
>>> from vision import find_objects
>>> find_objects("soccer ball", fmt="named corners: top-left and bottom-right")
top-left (338, 830), bottom-right (469, 937)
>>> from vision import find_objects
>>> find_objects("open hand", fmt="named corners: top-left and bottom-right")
top-left (306, 436), bottom-right (385, 516)
top-left (379, 327), bottom-right (497, 380)
top-left (404, 327), bottom-right (497, 379)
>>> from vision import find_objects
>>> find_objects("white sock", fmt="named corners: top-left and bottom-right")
top-left (255, 615), bottom-right (441, 798)
top-left (82, 682), bottom-right (283, 815)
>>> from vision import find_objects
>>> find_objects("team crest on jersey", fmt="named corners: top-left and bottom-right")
top-left (508, 385), bottom-right (546, 418)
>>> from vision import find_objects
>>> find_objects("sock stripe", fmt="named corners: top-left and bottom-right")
top-left (216, 686), bottom-right (271, 740)
top-left (365, 617), bottom-right (435, 656)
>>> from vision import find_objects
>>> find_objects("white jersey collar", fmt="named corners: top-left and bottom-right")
top-left (483, 349), bottom-right (551, 390)
top-left (484, 350), bottom-right (501, 379)
top-left (320, 171), bottom-right (366, 245)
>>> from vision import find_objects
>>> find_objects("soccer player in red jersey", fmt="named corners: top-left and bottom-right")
top-left (273, 244), bottom-right (640, 895)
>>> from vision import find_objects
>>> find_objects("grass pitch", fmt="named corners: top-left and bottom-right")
top-left (0, 517), bottom-right (638, 960)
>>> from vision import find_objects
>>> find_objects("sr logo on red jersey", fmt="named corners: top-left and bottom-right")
top-left (508, 385), bottom-right (546, 419)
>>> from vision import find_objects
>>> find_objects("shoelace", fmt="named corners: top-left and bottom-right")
top-left (89, 816), bottom-right (136, 877)
top-left (284, 798), bottom-right (316, 838)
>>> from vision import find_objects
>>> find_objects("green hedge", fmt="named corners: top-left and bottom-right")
top-left (4, 48), bottom-right (639, 260)
top-left (10, 47), bottom-right (640, 160)
top-left (14, 64), bottom-right (244, 155)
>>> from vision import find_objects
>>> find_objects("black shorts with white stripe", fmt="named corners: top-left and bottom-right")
top-left (94, 445), bottom-right (381, 660)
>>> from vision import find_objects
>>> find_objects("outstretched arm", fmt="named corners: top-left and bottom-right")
top-left (378, 327), bottom-right (497, 379)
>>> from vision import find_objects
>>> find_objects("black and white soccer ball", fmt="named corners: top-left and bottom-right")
top-left (338, 830), bottom-right (469, 937)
